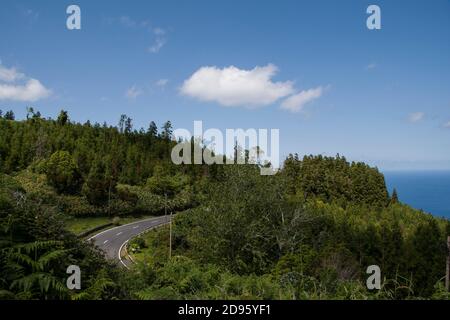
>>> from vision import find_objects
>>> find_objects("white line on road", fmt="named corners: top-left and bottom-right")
top-left (133, 225), bottom-right (140, 229)
top-left (103, 240), bottom-right (109, 244)
top-left (118, 240), bottom-right (130, 269)
top-left (87, 216), bottom-right (168, 241)
top-left (116, 232), bottom-right (122, 236)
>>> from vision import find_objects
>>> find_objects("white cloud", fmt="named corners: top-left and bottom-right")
top-left (280, 87), bottom-right (323, 113)
top-left (116, 16), bottom-right (167, 53)
top-left (0, 79), bottom-right (51, 102)
top-left (125, 85), bottom-right (142, 99)
top-left (0, 65), bottom-right (24, 82)
top-left (0, 64), bottom-right (50, 102)
top-left (156, 79), bottom-right (169, 87)
top-left (148, 28), bottom-right (167, 53)
top-left (180, 64), bottom-right (295, 108)
top-left (408, 112), bottom-right (425, 123)
top-left (444, 121), bottom-right (450, 128)
top-left (148, 37), bottom-right (166, 53)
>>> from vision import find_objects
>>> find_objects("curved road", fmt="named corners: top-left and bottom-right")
top-left (88, 215), bottom-right (171, 268)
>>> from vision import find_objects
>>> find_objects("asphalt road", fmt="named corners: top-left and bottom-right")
top-left (88, 215), bottom-right (171, 268)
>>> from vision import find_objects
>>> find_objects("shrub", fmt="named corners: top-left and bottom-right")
top-left (46, 151), bottom-right (82, 194)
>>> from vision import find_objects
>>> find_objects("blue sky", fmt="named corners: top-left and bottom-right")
top-left (1, 0), bottom-right (450, 170)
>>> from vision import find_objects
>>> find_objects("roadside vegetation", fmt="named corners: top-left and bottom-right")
top-left (0, 109), bottom-right (449, 300)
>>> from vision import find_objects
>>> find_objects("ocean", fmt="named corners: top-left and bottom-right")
top-left (383, 171), bottom-right (450, 219)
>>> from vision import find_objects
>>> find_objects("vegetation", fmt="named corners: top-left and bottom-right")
top-left (0, 109), bottom-right (449, 300)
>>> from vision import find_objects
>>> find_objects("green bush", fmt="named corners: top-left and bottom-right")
top-left (46, 151), bottom-right (82, 194)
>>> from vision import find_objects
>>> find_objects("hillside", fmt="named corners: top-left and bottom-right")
top-left (0, 110), bottom-right (449, 299)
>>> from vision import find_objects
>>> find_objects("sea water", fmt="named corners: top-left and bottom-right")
top-left (384, 170), bottom-right (450, 219)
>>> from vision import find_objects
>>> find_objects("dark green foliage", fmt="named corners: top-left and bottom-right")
top-left (147, 121), bottom-right (158, 137)
top-left (57, 110), bottom-right (69, 126)
top-left (146, 165), bottom-right (189, 197)
top-left (46, 151), bottom-right (82, 194)
top-left (0, 176), bottom-right (129, 300)
top-left (142, 164), bottom-right (449, 299)
top-left (160, 121), bottom-right (173, 140)
top-left (407, 219), bottom-right (447, 296)
top-left (390, 188), bottom-right (399, 205)
top-left (283, 154), bottom-right (389, 207)
top-left (4, 110), bottom-right (15, 120)
top-left (1, 110), bottom-right (448, 300)
top-left (0, 111), bottom-right (214, 185)
top-left (82, 157), bottom-right (114, 205)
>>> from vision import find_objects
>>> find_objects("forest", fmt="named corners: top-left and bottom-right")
top-left (0, 109), bottom-right (449, 300)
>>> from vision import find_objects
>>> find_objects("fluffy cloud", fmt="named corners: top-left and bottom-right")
top-left (181, 64), bottom-right (295, 108)
top-left (0, 65), bottom-right (24, 82)
top-left (0, 65), bottom-right (50, 102)
top-left (408, 112), bottom-right (425, 123)
top-left (125, 85), bottom-right (143, 99)
top-left (280, 87), bottom-right (323, 113)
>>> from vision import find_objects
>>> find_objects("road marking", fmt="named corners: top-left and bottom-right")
top-left (116, 232), bottom-right (122, 236)
top-left (87, 216), bottom-right (170, 241)
top-left (86, 214), bottom-right (175, 268)
top-left (118, 240), bottom-right (130, 269)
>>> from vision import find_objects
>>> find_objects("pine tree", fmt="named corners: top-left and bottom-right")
top-left (82, 158), bottom-right (114, 205)
top-left (161, 121), bottom-right (173, 140)
top-left (57, 110), bottom-right (69, 126)
top-left (147, 121), bottom-right (158, 137)
top-left (390, 188), bottom-right (399, 205)
top-left (4, 110), bottom-right (14, 120)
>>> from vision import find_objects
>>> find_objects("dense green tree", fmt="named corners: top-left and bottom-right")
top-left (146, 165), bottom-right (189, 197)
top-left (1, 109), bottom-right (449, 300)
top-left (82, 158), bottom-right (115, 205)
top-left (4, 110), bottom-right (15, 120)
top-left (46, 151), bottom-right (82, 194)
top-left (0, 177), bottom-right (130, 299)
top-left (161, 121), bottom-right (173, 140)
top-left (57, 110), bottom-right (69, 126)
top-left (282, 154), bottom-right (388, 207)
top-left (408, 219), bottom-right (447, 296)
top-left (390, 188), bottom-right (399, 204)
top-left (147, 121), bottom-right (158, 137)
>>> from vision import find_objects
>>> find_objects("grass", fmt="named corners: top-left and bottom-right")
top-left (128, 225), bottom-right (170, 265)
top-left (65, 215), bottom-right (156, 236)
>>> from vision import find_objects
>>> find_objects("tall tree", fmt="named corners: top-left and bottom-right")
top-left (46, 151), bottom-right (82, 194)
top-left (57, 110), bottom-right (69, 126)
top-left (390, 188), bottom-right (399, 205)
top-left (161, 121), bottom-right (173, 140)
top-left (147, 121), bottom-right (158, 137)
top-left (4, 110), bottom-right (15, 120)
